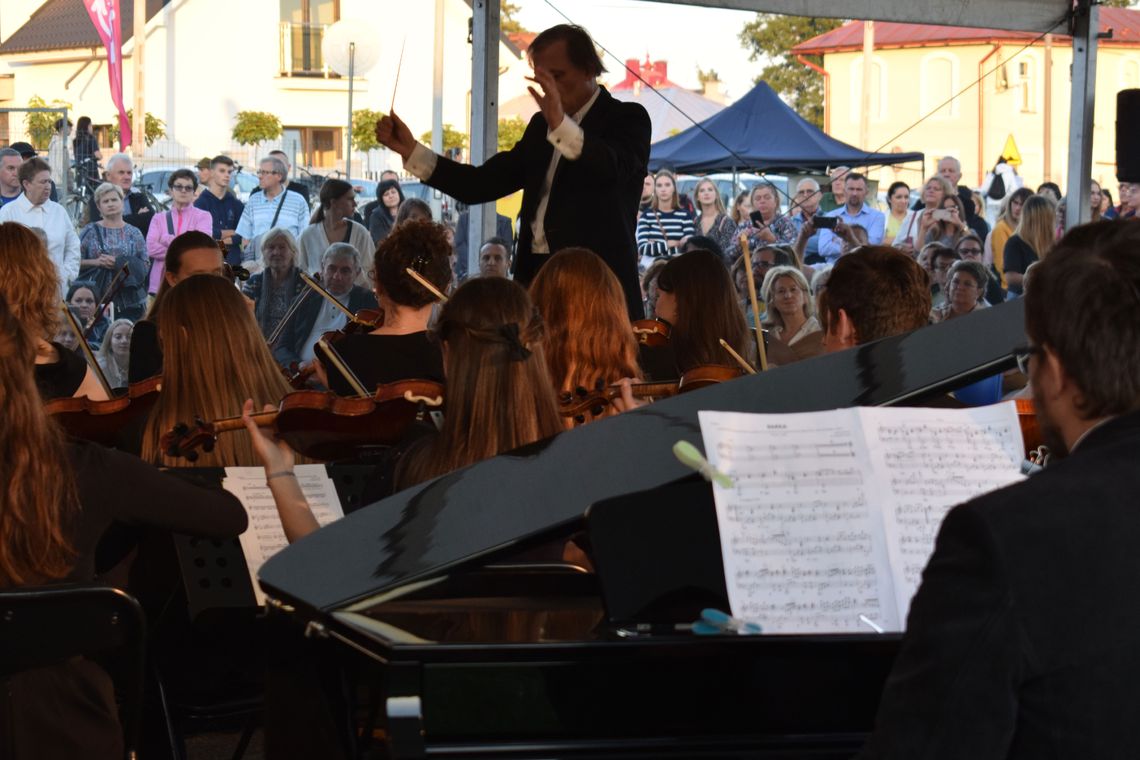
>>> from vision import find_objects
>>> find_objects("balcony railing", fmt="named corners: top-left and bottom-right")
top-left (278, 21), bottom-right (339, 78)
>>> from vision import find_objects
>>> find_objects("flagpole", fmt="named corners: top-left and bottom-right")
top-left (132, 0), bottom-right (145, 157)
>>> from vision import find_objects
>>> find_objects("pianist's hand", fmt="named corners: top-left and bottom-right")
top-left (242, 399), bottom-right (295, 476)
top-left (375, 112), bottom-right (417, 162)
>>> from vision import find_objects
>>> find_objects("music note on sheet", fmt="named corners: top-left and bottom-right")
top-left (225, 465), bottom-right (344, 607)
top-left (700, 409), bottom-right (901, 634)
top-left (699, 403), bottom-right (1025, 635)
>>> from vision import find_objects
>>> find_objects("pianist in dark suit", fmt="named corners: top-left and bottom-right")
top-left (859, 221), bottom-right (1140, 759)
top-left (375, 24), bottom-right (651, 320)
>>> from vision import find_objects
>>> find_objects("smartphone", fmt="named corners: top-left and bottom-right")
top-left (749, 210), bottom-right (767, 227)
top-left (812, 215), bottom-right (839, 229)
top-left (931, 209), bottom-right (953, 222)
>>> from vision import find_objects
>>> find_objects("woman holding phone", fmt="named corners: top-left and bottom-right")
top-left (891, 175), bottom-right (954, 255)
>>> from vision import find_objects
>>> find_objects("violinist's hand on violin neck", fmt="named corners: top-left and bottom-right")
top-left (375, 112), bottom-right (416, 162)
top-left (611, 378), bottom-right (646, 413)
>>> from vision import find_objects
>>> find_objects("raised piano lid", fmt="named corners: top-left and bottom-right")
top-left (260, 299), bottom-right (1026, 613)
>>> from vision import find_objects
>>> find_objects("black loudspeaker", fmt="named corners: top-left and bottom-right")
top-left (1117, 89), bottom-right (1140, 182)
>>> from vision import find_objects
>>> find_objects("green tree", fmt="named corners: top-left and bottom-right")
top-left (739, 15), bottom-right (844, 128)
top-left (107, 109), bottom-right (167, 146)
top-left (352, 108), bottom-right (386, 152)
top-left (696, 66), bottom-right (720, 85)
top-left (420, 124), bottom-right (467, 153)
top-left (500, 1), bottom-right (525, 35)
top-left (232, 111), bottom-right (283, 146)
top-left (497, 116), bottom-right (526, 152)
top-left (24, 95), bottom-right (73, 150)
top-left (1101, 0), bottom-right (1134, 6)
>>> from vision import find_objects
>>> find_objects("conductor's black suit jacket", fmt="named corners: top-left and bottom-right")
top-left (859, 409), bottom-right (1140, 759)
top-left (425, 86), bottom-right (650, 319)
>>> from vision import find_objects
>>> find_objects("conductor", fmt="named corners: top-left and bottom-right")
top-left (375, 24), bottom-right (651, 319)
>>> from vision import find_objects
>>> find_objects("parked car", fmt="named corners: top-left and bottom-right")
top-left (140, 164), bottom-right (258, 205)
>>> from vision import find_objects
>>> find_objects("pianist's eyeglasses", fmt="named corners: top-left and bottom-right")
top-left (1013, 345), bottom-right (1042, 376)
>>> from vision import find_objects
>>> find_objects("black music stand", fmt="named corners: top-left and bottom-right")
top-left (586, 474), bottom-right (730, 627)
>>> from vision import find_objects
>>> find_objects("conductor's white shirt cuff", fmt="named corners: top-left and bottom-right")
top-left (547, 116), bottom-right (584, 160)
top-left (405, 143), bottom-right (438, 181)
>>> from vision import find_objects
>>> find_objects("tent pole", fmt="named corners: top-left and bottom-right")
top-left (1065, 0), bottom-right (1097, 229)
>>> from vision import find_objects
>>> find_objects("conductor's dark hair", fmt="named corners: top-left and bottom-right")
top-left (1025, 221), bottom-right (1140, 419)
top-left (529, 24), bottom-right (606, 77)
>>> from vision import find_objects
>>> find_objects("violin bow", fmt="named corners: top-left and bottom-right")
top-left (83, 263), bottom-right (130, 340)
top-left (60, 302), bottom-right (114, 398)
top-left (719, 338), bottom-right (757, 375)
top-left (316, 338), bottom-right (371, 398)
top-left (391, 35), bottom-right (407, 114)
top-left (738, 234), bottom-right (769, 372)
top-left (298, 271), bottom-right (368, 324)
top-left (405, 267), bottom-right (448, 302)
top-left (266, 286), bottom-right (314, 347)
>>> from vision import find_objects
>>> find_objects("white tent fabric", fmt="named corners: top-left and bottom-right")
top-left (648, 0), bottom-right (1072, 34)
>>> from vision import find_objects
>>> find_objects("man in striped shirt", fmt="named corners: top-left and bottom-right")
top-left (235, 156), bottom-right (311, 271)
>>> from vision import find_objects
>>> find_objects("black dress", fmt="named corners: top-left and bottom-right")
top-left (323, 332), bottom-right (444, 396)
top-left (34, 342), bottom-right (88, 400)
top-left (1002, 234), bottom-right (1038, 296)
top-left (0, 441), bottom-right (247, 760)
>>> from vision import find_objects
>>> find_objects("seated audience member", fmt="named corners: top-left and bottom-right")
top-left (760, 266), bottom-right (823, 366)
top-left (818, 246), bottom-right (931, 352)
top-left (144, 169), bottom-right (213, 295)
top-left (299, 179), bottom-right (374, 282)
top-left (243, 228), bottom-right (306, 339)
top-left (858, 220), bottom-right (1140, 759)
top-left (363, 178), bottom-right (404, 241)
top-left (926, 244), bottom-right (962, 309)
top-left (140, 274), bottom-right (297, 467)
top-left (655, 248), bottom-right (755, 375)
top-left (954, 233), bottom-right (1004, 306)
top-left (731, 246), bottom-right (792, 326)
top-left (680, 234), bottom-right (725, 261)
top-left (0, 294), bottom-right (245, 760)
top-left (0, 223), bottom-right (108, 401)
top-left (930, 259), bottom-right (989, 324)
top-left (1004, 194), bottom-right (1056, 297)
top-left (273, 243), bottom-right (379, 371)
top-left (66, 281), bottom-right (110, 352)
top-left (1104, 181), bottom-right (1138, 220)
top-left (529, 247), bottom-right (642, 424)
top-left (54, 309), bottom-right (84, 354)
top-left (892, 175), bottom-right (955, 255)
top-left (78, 183), bottom-right (149, 322)
top-left (244, 277), bottom-right (565, 540)
top-left (319, 220), bottom-right (449, 396)
top-left (817, 172), bottom-right (885, 263)
top-left (790, 177), bottom-right (824, 263)
top-left (396, 198), bottom-right (432, 226)
top-left (0, 157), bottom-right (80, 298)
top-left (636, 169), bottom-right (695, 266)
top-left (692, 178), bottom-right (737, 259)
top-left (96, 318), bottom-right (133, 389)
top-left (128, 230), bottom-right (227, 383)
top-left (729, 183), bottom-right (797, 261)
top-left (477, 237), bottom-right (512, 278)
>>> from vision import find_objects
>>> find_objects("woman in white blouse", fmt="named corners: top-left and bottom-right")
top-left (760, 265), bottom-right (823, 366)
top-left (299, 179), bottom-right (374, 284)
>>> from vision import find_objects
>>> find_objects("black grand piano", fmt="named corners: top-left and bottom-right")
top-left (258, 301), bottom-right (1027, 759)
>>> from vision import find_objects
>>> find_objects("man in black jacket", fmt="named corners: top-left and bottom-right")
top-left (860, 221), bottom-right (1140, 758)
top-left (376, 24), bottom-right (651, 318)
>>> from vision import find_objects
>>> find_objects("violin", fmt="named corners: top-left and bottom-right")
top-left (1015, 397), bottom-right (1043, 457)
top-left (45, 376), bottom-right (163, 446)
top-left (632, 317), bottom-right (672, 348)
top-left (283, 307), bottom-right (387, 389)
top-left (161, 378), bottom-right (445, 462)
top-left (559, 365), bottom-right (745, 421)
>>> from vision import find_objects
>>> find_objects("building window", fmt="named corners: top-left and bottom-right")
top-left (283, 126), bottom-right (342, 168)
top-left (849, 57), bottom-right (887, 123)
top-left (279, 0), bottom-right (340, 77)
top-left (920, 54), bottom-right (959, 119)
top-left (1018, 58), bottom-right (1035, 113)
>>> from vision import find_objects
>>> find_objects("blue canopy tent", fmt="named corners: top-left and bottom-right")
top-left (648, 81), bottom-right (923, 174)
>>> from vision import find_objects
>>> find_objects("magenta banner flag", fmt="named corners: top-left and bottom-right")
top-left (83, 0), bottom-right (131, 150)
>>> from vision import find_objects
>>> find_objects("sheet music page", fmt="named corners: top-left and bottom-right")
top-left (224, 465), bottom-right (345, 606)
top-left (699, 410), bottom-right (899, 634)
top-left (858, 403), bottom-right (1025, 624)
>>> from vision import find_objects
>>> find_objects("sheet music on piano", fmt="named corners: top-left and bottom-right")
top-left (699, 403), bottom-right (1025, 634)
top-left (224, 465), bottom-right (345, 607)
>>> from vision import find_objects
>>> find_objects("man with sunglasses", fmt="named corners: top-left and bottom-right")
top-left (859, 222), bottom-right (1140, 758)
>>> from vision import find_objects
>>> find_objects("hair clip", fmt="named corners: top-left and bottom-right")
top-left (410, 253), bottom-right (430, 274)
top-left (498, 323), bottom-right (532, 361)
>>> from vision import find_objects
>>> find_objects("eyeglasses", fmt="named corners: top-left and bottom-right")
top-left (958, 247), bottom-right (982, 256)
top-left (1013, 344), bottom-right (1042, 376)
top-left (171, 184), bottom-right (195, 192)
top-left (256, 170), bottom-right (280, 176)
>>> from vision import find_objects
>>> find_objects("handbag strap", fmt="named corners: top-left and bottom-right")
top-left (270, 189), bottom-right (288, 229)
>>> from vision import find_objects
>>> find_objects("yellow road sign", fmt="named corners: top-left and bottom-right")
top-left (1001, 134), bottom-right (1022, 166)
